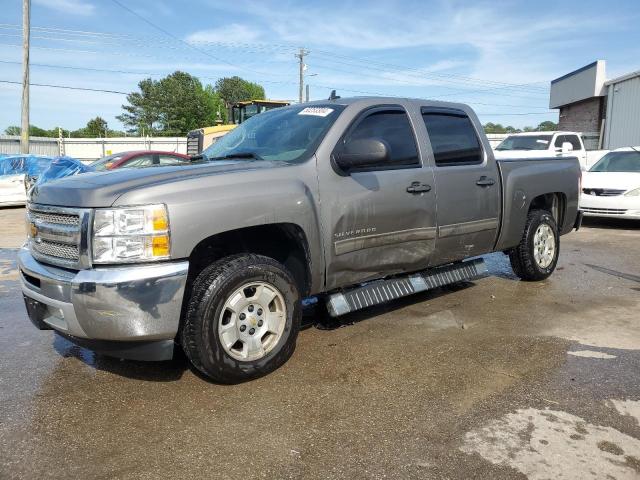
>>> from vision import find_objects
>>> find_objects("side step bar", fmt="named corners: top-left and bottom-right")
top-left (326, 258), bottom-right (488, 317)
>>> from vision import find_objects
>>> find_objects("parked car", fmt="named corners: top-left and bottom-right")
top-left (90, 150), bottom-right (190, 171)
top-left (494, 131), bottom-right (588, 165)
top-left (580, 147), bottom-right (640, 220)
top-left (19, 98), bottom-right (581, 382)
top-left (29, 157), bottom-right (94, 191)
top-left (0, 155), bottom-right (52, 206)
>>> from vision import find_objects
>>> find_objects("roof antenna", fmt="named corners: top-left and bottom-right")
top-left (328, 90), bottom-right (340, 100)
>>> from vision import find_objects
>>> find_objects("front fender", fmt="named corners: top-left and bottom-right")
top-left (113, 164), bottom-right (324, 292)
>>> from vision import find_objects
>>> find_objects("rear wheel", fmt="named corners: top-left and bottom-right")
top-left (509, 209), bottom-right (559, 281)
top-left (181, 254), bottom-right (301, 383)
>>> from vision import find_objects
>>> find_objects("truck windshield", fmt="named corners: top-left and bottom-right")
top-left (202, 105), bottom-right (344, 164)
top-left (589, 151), bottom-right (640, 172)
top-left (495, 135), bottom-right (553, 151)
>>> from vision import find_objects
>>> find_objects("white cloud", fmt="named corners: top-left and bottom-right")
top-left (186, 24), bottom-right (262, 44)
top-left (223, 0), bottom-right (617, 85)
top-left (33, 0), bottom-right (96, 16)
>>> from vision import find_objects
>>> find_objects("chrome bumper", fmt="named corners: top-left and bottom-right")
top-left (18, 248), bottom-right (189, 344)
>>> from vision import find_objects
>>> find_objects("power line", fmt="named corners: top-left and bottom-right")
top-left (0, 61), bottom-right (554, 111)
top-left (0, 79), bottom-right (127, 94)
top-left (0, 79), bottom-right (555, 118)
top-left (108, 0), bottom-right (277, 78)
top-left (0, 22), bottom-right (551, 94)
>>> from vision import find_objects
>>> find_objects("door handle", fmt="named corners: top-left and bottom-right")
top-left (406, 182), bottom-right (431, 194)
top-left (476, 176), bottom-right (495, 187)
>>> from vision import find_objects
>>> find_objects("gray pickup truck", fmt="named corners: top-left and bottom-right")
top-left (19, 97), bottom-right (582, 382)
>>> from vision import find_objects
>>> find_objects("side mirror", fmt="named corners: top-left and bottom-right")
top-left (334, 138), bottom-right (390, 174)
top-left (562, 141), bottom-right (573, 153)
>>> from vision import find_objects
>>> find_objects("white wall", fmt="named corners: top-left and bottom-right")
top-left (61, 137), bottom-right (187, 162)
top-left (549, 60), bottom-right (607, 109)
top-left (604, 74), bottom-right (640, 149)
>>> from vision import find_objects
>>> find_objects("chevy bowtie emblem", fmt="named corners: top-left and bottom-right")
top-left (30, 223), bottom-right (38, 238)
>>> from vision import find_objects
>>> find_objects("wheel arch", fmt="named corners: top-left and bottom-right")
top-left (528, 192), bottom-right (567, 227)
top-left (185, 223), bottom-right (313, 298)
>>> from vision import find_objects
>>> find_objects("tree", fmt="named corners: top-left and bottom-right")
top-left (483, 122), bottom-right (521, 134)
top-left (214, 76), bottom-right (266, 114)
top-left (536, 120), bottom-right (558, 131)
top-left (4, 126), bottom-right (21, 136)
top-left (117, 71), bottom-right (223, 136)
top-left (4, 125), bottom-right (63, 137)
top-left (84, 117), bottom-right (109, 137)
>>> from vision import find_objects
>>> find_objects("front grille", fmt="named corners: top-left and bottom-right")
top-left (27, 204), bottom-right (89, 269)
top-left (582, 207), bottom-right (627, 215)
top-left (32, 240), bottom-right (79, 260)
top-left (29, 210), bottom-right (80, 226)
top-left (582, 188), bottom-right (626, 197)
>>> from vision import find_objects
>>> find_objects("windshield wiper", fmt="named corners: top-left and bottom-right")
top-left (209, 151), bottom-right (264, 161)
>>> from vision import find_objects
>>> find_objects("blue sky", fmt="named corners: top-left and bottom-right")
top-left (1, 0), bottom-right (639, 131)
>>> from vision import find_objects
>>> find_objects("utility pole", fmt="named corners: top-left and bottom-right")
top-left (305, 84), bottom-right (309, 102)
top-left (20, 0), bottom-right (30, 153)
top-left (295, 47), bottom-right (309, 104)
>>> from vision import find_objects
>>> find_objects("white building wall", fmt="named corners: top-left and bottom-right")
top-left (604, 74), bottom-right (640, 149)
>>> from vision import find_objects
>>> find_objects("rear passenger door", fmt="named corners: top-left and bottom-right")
top-left (421, 107), bottom-right (501, 264)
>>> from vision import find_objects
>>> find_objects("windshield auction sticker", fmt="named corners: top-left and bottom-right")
top-left (298, 107), bottom-right (334, 117)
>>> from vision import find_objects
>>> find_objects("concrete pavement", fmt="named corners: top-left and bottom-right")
top-left (1, 206), bottom-right (639, 479)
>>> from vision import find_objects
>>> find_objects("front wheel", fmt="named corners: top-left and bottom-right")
top-left (181, 254), bottom-right (301, 383)
top-left (509, 209), bottom-right (559, 281)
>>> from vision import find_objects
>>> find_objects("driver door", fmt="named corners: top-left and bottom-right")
top-left (316, 105), bottom-right (437, 290)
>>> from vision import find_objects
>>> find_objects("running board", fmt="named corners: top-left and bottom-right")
top-left (326, 258), bottom-right (488, 317)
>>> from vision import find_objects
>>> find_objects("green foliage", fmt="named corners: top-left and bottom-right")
top-left (117, 71), bottom-right (229, 135)
top-left (4, 125), bottom-right (69, 137)
top-left (483, 120), bottom-right (559, 134)
top-left (214, 76), bottom-right (266, 107)
top-left (4, 126), bottom-right (21, 136)
top-left (84, 117), bottom-right (108, 137)
top-left (483, 122), bottom-right (520, 134)
top-left (536, 120), bottom-right (558, 131)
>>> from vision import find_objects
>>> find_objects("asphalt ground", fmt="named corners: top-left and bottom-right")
top-left (1, 206), bottom-right (639, 479)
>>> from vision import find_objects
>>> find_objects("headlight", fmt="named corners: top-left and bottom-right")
top-left (625, 187), bottom-right (640, 197)
top-left (92, 204), bottom-right (170, 263)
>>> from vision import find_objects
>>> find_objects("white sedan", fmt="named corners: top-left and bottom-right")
top-left (0, 155), bottom-right (53, 207)
top-left (580, 147), bottom-right (640, 220)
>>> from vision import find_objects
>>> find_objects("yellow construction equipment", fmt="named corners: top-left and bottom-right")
top-left (186, 100), bottom-right (290, 155)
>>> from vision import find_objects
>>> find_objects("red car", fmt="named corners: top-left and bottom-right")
top-left (90, 150), bottom-right (190, 171)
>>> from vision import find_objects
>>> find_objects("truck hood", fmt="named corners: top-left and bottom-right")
top-left (28, 160), bottom-right (285, 207)
top-left (582, 171), bottom-right (640, 191)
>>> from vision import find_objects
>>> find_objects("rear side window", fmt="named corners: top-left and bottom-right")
top-left (554, 135), bottom-right (581, 150)
top-left (347, 110), bottom-right (420, 168)
top-left (422, 112), bottom-right (483, 166)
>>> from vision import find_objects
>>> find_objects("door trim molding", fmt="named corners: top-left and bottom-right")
top-left (334, 226), bottom-right (437, 255)
top-left (437, 218), bottom-right (499, 238)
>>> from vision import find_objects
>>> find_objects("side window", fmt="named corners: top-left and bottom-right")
top-left (566, 135), bottom-right (582, 150)
top-left (422, 112), bottom-right (482, 166)
top-left (554, 135), bottom-right (564, 148)
top-left (346, 110), bottom-right (420, 168)
top-left (159, 154), bottom-right (188, 166)
top-left (121, 155), bottom-right (154, 168)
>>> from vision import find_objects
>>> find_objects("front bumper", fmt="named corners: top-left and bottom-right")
top-left (579, 194), bottom-right (640, 220)
top-left (18, 248), bottom-right (189, 360)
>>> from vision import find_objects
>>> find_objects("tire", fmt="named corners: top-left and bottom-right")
top-left (509, 209), bottom-right (560, 281)
top-left (181, 254), bottom-right (301, 383)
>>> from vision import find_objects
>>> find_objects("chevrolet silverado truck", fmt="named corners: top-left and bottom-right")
top-left (19, 97), bottom-right (582, 383)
